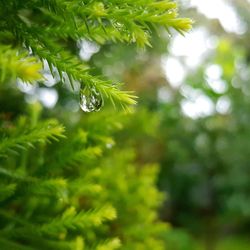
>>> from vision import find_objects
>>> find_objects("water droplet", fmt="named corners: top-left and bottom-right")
top-left (79, 86), bottom-right (103, 112)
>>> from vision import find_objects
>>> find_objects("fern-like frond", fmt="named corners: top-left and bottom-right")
top-left (26, 36), bottom-right (137, 108)
top-left (0, 120), bottom-right (65, 155)
top-left (0, 167), bottom-right (67, 200)
top-left (41, 205), bottom-right (117, 235)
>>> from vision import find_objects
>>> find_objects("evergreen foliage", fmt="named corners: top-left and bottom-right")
top-left (0, 0), bottom-right (191, 109)
top-left (0, 0), bottom-right (191, 249)
top-left (0, 107), bottom-right (168, 250)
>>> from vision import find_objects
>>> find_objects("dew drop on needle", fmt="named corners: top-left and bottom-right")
top-left (79, 86), bottom-right (103, 112)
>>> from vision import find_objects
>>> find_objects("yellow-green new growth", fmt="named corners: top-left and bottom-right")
top-left (0, 46), bottom-right (42, 83)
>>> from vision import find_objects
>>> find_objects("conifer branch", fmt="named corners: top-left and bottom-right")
top-left (0, 0), bottom-right (192, 110)
top-left (0, 120), bottom-right (65, 155)
top-left (41, 205), bottom-right (117, 234)
top-left (0, 167), bottom-right (67, 200)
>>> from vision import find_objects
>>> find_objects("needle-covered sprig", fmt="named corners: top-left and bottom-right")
top-left (0, 0), bottom-right (192, 110)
